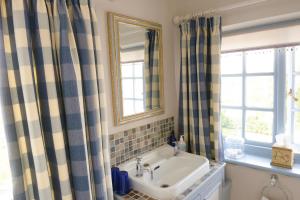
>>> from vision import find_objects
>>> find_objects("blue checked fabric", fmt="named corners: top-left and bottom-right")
top-left (0, 0), bottom-right (113, 199)
top-left (178, 17), bottom-right (222, 161)
top-left (144, 30), bottom-right (160, 110)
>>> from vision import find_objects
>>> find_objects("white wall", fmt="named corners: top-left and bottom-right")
top-left (93, 0), bottom-right (176, 135)
top-left (226, 164), bottom-right (300, 200)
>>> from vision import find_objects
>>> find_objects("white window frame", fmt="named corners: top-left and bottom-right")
top-left (287, 46), bottom-right (300, 146)
top-left (221, 44), bottom-right (300, 159)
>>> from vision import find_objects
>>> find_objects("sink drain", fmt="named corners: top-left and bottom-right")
top-left (160, 184), bottom-right (169, 188)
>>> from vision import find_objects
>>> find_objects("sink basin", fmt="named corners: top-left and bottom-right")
top-left (118, 145), bottom-right (210, 200)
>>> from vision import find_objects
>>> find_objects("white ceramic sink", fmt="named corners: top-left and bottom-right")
top-left (118, 145), bottom-right (210, 200)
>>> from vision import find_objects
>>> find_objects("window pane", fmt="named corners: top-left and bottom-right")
top-left (294, 112), bottom-right (300, 144)
top-left (221, 109), bottom-right (242, 137)
top-left (134, 79), bottom-right (144, 99)
top-left (246, 76), bottom-right (273, 108)
top-left (221, 77), bottom-right (242, 106)
top-left (122, 79), bottom-right (133, 98)
top-left (123, 100), bottom-right (134, 116)
top-left (0, 108), bottom-right (12, 199)
top-left (295, 46), bottom-right (300, 72)
top-left (295, 76), bottom-right (300, 109)
top-left (245, 111), bottom-right (273, 143)
top-left (135, 100), bottom-right (145, 113)
top-left (245, 49), bottom-right (274, 73)
top-left (121, 63), bottom-right (133, 78)
top-left (134, 62), bottom-right (144, 78)
top-left (221, 52), bottom-right (243, 74)
top-left (0, 137), bottom-right (11, 199)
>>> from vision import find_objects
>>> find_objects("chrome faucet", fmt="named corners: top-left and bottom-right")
top-left (136, 156), bottom-right (143, 177)
top-left (173, 141), bottom-right (179, 156)
top-left (144, 165), bottom-right (160, 180)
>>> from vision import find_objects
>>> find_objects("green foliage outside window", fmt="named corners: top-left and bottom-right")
top-left (245, 115), bottom-right (269, 135)
top-left (221, 111), bottom-right (270, 137)
top-left (221, 111), bottom-right (241, 137)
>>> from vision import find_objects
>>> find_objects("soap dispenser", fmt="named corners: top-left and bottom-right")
top-left (178, 135), bottom-right (186, 152)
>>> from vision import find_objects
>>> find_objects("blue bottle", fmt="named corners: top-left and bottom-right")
top-left (168, 131), bottom-right (177, 147)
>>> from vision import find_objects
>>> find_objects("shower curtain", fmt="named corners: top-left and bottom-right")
top-left (0, 0), bottom-right (113, 199)
top-left (144, 29), bottom-right (160, 110)
top-left (178, 17), bottom-right (222, 160)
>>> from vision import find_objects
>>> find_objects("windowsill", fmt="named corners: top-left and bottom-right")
top-left (225, 154), bottom-right (300, 178)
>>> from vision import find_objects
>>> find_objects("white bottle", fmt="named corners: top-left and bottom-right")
top-left (178, 135), bottom-right (186, 152)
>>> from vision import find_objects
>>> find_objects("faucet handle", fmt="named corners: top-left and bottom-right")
top-left (136, 156), bottom-right (143, 177)
top-left (136, 156), bottom-right (142, 162)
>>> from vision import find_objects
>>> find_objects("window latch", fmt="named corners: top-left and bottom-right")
top-left (288, 89), bottom-right (298, 102)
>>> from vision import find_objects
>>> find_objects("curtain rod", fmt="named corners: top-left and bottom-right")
top-left (173, 0), bottom-right (268, 25)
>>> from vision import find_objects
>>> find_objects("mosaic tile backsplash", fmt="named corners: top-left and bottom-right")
top-left (109, 117), bottom-right (174, 166)
top-left (115, 190), bottom-right (157, 200)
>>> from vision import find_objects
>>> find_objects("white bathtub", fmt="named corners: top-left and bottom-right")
top-left (118, 145), bottom-right (210, 200)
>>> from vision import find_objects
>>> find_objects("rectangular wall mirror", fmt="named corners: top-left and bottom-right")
top-left (107, 12), bottom-right (164, 125)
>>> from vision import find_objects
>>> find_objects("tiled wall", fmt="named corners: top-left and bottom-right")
top-left (109, 117), bottom-right (174, 166)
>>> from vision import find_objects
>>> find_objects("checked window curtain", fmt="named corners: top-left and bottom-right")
top-left (144, 30), bottom-right (160, 110)
top-left (0, 0), bottom-right (113, 199)
top-left (178, 17), bottom-right (222, 161)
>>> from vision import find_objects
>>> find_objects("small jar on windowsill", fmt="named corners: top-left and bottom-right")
top-left (224, 136), bottom-right (245, 159)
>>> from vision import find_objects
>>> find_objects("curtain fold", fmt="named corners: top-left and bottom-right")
top-left (0, 0), bottom-right (113, 199)
top-left (178, 17), bottom-right (222, 161)
top-left (144, 29), bottom-right (160, 110)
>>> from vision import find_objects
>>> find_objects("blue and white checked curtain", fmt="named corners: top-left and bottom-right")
top-left (0, 0), bottom-right (113, 199)
top-left (178, 17), bottom-right (222, 161)
top-left (144, 30), bottom-right (160, 110)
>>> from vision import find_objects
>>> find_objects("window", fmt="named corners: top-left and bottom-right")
top-left (286, 46), bottom-right (300, 146)
top-left (0, 106), bottom-right (12, 199)
top-left (221, 45), bottom-right (300, 151)
top-left (121, 61), bottom-right (145, 116)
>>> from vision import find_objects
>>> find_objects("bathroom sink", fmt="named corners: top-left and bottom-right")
top-left (118, 145), bottom-right (210, 200)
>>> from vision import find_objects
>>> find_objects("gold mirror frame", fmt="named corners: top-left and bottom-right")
top-left (107, 12), bottom-right (164, 125)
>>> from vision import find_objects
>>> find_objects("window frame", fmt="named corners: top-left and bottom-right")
top-left (287, 46), bottom-right (300, 146)
top-left (120, 61), bottom-right (146, 116)
top-left (221, 44), bottom-right (300, 157)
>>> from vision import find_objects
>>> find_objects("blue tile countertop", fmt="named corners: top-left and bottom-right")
top-left (225, 154), bottom-right (300, 178)
top-left (114, 162), bottom-right (226, 200)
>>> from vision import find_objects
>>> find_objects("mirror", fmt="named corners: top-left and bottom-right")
top-left (107, 12), bottom-right (164, 125)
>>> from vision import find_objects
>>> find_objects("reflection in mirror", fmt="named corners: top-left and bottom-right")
top-left (107, 13), bottom-right (164, 125)
top-left (119, 23), bottom-right (160, 116)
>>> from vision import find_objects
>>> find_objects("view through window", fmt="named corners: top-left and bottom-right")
top-left (221, 46), bottom-right (300, 149)
top-left (0, 105), bottom-right (12, 199)
top-left (121, 61), bottom-right (145, 116)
